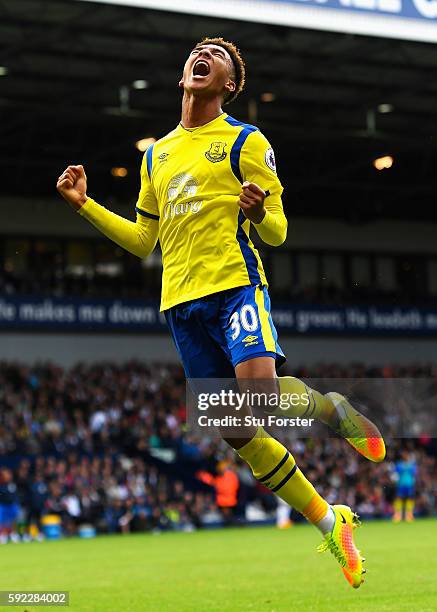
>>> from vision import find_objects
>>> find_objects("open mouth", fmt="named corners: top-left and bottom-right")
top-left (192, 60), bottom-right (210, 77)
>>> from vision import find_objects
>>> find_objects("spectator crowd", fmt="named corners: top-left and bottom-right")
top-left (0, 360), bottom-right (436, 542)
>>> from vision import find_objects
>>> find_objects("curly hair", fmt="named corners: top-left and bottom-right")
top-left (194, 37), bottom-right (246, 104)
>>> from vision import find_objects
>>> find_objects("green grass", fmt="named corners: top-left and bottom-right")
top-left (2, 520), bottom-right (437, 611)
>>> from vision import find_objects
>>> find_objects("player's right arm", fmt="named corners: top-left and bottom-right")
top-left (56, 157), bottom-right (159, 259)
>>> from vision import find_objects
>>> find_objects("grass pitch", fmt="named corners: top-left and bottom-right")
top-left (3, 519), bottom-right (437, 611)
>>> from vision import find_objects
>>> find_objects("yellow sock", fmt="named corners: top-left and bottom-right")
top-left (405, 498), bottom-right (415, 512)
top-left (393, 497), bottom-right (403, 521)
top-left (393, 497), bottom-right (403, 513)
top-left (275, 376), bottom-right (336, 424)
top-left (405, 498), bottom-right (415, 521)
top-left (236, 427), bottom-right (329, 525)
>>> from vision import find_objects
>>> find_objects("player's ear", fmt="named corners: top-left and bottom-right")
top-left (224, 79), bottom-right (236, 96)
top-left (178, 76), bottom-right (184, 89)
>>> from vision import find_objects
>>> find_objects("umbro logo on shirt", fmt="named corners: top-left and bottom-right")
top-left (159, 153), bottom-right (169, 162)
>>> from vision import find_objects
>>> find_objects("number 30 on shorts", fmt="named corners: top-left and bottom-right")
top-left (229, 305), bottom-right (259, 340)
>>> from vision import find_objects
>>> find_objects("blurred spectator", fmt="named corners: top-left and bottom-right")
top-left (0, 468), bottom-right (20, 543)
top-left (198, 461), bottom-right (240, 525)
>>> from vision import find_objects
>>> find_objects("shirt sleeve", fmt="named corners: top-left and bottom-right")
top-left (239, 129), bottom-right (288, 246)
top-left (135, 150), bottom-right (160, 219)
top-left (78, 198), bottom-right (159, 259)
top-left (77, 152), bottom-right (159, 259)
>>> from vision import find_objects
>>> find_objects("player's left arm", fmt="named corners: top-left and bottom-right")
top-left (238, 130), bottom-right (287, 246)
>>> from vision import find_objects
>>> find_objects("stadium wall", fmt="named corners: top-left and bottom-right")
top-left (1, 332), bottom-right (436, 367)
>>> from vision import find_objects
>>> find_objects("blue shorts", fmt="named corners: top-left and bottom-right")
top-left (165, 285), bottom-right (285, 378)
top-left (397, 486), bottom-right (415, 499)
top-left (0, 503), bottom-right (19, 526)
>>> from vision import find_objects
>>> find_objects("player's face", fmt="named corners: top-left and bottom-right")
top-left (179, 44), bottom-right (236, 101)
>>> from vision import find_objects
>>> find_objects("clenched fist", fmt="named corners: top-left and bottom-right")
top-left (57, 165), bottom-right (88, 211)
top-left (237, 181), bottom-right (266, 224)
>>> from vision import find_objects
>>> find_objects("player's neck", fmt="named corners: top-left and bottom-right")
top-left (180, 93), bottom-right (223, 129)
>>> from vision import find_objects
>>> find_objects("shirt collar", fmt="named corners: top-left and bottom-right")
top-left (178, 112), bottom-right (227, 133)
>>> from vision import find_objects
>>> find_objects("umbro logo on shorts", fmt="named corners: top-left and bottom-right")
top-left (242, 334), bottom-right (259, 347)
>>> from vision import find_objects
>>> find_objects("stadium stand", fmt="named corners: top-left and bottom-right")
top-left (1, 360), bottom-right (436, 542)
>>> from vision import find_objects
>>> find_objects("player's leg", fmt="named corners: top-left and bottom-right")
top-left (273, 378), bottom-right (386, 462)
top-left (249, 286), bottom-right (385, 462)
top-left (233, 356), bottom-right (365, 589)
top-left (219, 287), bottom-right (365, 588)
top-left (276, 498), bottom-right (292, 529)
top-left (405, 497), bottom-right (415, 522)
top-left (0, 505), bottom-right (7, 544)
top-left (393, 499), bottom-right (403, 522)
top-left (404, 486), bottom-right (415, 522)
top-left (231, 361), bottom-right (334, 532)
top-left (393, 494), bottom-right (403, 522)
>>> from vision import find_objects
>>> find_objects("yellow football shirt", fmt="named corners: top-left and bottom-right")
top-left (136, 112), bottom-right (286, 311)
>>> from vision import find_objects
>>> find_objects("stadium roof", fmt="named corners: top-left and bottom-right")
top-left (2, 0), bottom-right (437, 221)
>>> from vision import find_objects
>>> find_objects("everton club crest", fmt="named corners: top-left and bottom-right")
top-left (205, 141), bottom-right (227, 163)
